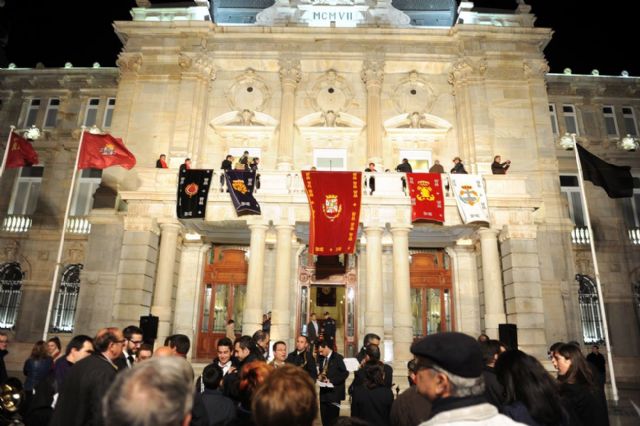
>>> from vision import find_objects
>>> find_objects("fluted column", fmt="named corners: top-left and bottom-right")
top-left (271, 225), bottom-right (295, 344)
top-left (361, 59), bottom-right (384, 165)
top-left (151, 222), bottom-right (182, 345)
top-left (391, 226), bottom-right (413, 370)
top-left (479, 228), bottom-right (506, 338)
top-left (276, 58), bottom-right (301, 171)
top-left (448, 243), bottom-right (481, 337)
top-left (364, 226), bottom-right (384, 339)
top-left (242, 224), bottom-right (268, 335)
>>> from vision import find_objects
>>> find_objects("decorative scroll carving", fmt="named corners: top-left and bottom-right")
top-left (116, 53), bottom-right (142, 73)
top-left (361, 59), bottom-right (384, 88)
top-left (279, 57), bottom-right (302, 86)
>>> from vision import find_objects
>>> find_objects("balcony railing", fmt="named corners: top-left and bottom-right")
top-left (571, 226), bottom-right (591, 245)
top-left (1, 215), bottom-right (32, 233)
top-left (629, 227), bottom-right (640, 245)
top-left (66, 216), bottom-right (91, 234)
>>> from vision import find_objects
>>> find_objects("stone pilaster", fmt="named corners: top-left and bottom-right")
top-left (242, 223), bottom-right (268, 335)
top-left (390, 226), bottom-right (412, 371)
top-left (478, 228), bottom-right (506, 339)
top-left (364, 226), bottom-right (384, 340)
top-left (276, 58), bottom-right (301, 171)
top-left (448, 242), bottom-right (481, 337)
top-left (151, 222), bottom-right (182, 346)
top-left (361, 58), bottom-right (384, 165)
top-left (271, 225), bottom-right (295, 344)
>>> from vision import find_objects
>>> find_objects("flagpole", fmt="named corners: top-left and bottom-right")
top-left (42, 127), bottom-right (86, 340)
top-left (0, 126), bottom-right (15, 179)
top-left (571, 133), bottom-right (619, 402)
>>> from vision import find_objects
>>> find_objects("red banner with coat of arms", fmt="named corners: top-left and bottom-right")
top-left (407, 173), bottom-right (445, 223)
top-left (302, 171), bottom-right (362, 255)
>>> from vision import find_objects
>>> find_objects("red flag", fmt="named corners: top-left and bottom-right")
top-left (408, 173), bottom-right (445, 223)
top-left (78, 132), bottom-right (136, 170)
top-left (5, 132), bottom-right (39, 168)
top-left (303, 171), bottom-right (362, 255)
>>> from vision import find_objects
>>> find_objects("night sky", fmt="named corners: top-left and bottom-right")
top-left (1, 1), bottom-right (638, 76)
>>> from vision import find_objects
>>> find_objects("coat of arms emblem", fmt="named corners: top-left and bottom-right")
top-left (322, 194), bottom-right (342, 221)
top-left (416, 180), bottom-right (435, 202)
top-left (185, 183), bottom-right (199, 197)
top-left (459, 184), bottom-right (479, 206)
top-left (100, 143), bottom-right (116, 156)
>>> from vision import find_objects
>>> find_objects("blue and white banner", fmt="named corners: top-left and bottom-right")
top-left (225, 170), bottom-right (261, 216)
top-left (449, 174), bottom-right (490, 224)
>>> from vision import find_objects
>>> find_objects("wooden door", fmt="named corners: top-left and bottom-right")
top-left (196, 248), bottom-right (247, 360)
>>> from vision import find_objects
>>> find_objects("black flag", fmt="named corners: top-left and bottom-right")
top-left (177, 169), bottom-right (213, 219)
top-left (577, 144), bottom-right (633, 198)
top-left (225, 170), bottom-right (261, 215)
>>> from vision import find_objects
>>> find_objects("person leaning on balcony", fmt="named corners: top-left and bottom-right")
top-left (450, 157), bottom-right (468, 174)
top-left (156, 154), bottom-right (168, 169)
top-left (429, 160), bottom-right (445, 174)
top-left (491, 155), bottom-right (511, 175)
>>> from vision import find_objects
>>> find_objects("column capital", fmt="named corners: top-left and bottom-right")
top-left (361, 59), bottom-right (384, 89)
top-left (390, 225), bottom-right (413, 234)
top-left (159, 222), bottom-right (182, 233)
top-left (478, 227), bottom-right (499, 239)
top-left (363, 225), bottom-right (384, 234)
top-left (274, 223), bottom-right (295, 232)
top-left (279, 57), bottom-right (302, 87)
top-left (248, 222), bottom-right (269, 232)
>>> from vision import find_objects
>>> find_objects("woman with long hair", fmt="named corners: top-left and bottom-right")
top-left (22, 340), bottom-right (53, 414)
top-left (554, 344), bottom-right (609, 426)
top-left (495, 350), bottom-right (567, 425)
top-left (350, 358), bottom-right (393, 426)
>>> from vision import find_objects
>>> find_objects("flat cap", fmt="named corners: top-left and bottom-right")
top-left (410, 332), bottom-right (483, 378)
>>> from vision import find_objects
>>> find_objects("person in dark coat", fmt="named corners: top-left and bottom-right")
top-left (0, 332), bottom-right (8, 386)
top-left (239, 151), bottom-right (250, 171)
top-left (220, 154), bottom-right (234, 191)
top-left (322, 312), bottom-right (336, 351)
top-left (429, 160), bottom-right (445, 174)
top-left (50, 327), bottom-right (124, 426)
top-left (306, 313), bottom-right (320, 355)
top-left (555, 343), bottom-right (609, 426)
top-left (351, 360), bottom-right (394, 426)
top-left (586, 344), bottom-right (606, 390)
top-left (317, 341), bottom-right (349, 426)
top-left (179, 158), bottom-right (192, 173)
top-left (395, 158), bottom-right (412, 173)
top-left (389, 359), bottom-right (431, 426)
top-left (156, 154), bottom-right (168, 168)
top-left (450, 157), bottom-right (468, 174)
top-left (491, 155), bottom-right (511, 175)
top-left (351, 344), bottom-right (393, 390)
top-left (199, 364), bottom-right (236, 426)
top-left (285, 335), bottom-right (317, 381)
top-left (364, 163), bottom-right (377, 194)
top-left (480, 339), bottom-right (504, 408)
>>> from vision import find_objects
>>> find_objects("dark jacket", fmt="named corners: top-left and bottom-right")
top-left (322, 318), bottom-right (336, 344)
top-left (306, 320), bottom-right (320, 345)
top-left (351, 363), bottom-right (394, 389)
top-left (50, 353), bottom-right (118, 426)
top-left (318, 351), bottom-right (349, 403)
top-left (285, 350), bottom-right (317, 381)
top-left (351, 384), bottom-right (394, 426)
top-left (450, 162), bottom-right (467, 174)
top-left (23, 356), bottom-right (53, 391)
top-left (559, 382), bottom-right (609, 426)
top-left (483, 366), bottom-right (504, 407)
top-left (389, 385), bottom-right (431, 426)
top-left (201, 388), bottom-right (236, 426)
top-left (0, 349), bottom-right (8, 385)
top-left (395, 162), bottom-right (412, 173)
top-left (491, 161), bottom-right (510, 174)
top-left (221, 159), bottom-right (233, 172)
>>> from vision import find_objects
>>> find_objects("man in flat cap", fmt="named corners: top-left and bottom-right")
top-left (411, 332), bottom-right (522, 425)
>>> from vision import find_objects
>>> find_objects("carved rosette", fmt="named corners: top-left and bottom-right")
top-left (393, 71), bottom-right (435, 114)
top-left (361, 59), bottom-right (385, 90)
top-left (116, 53), bottom-right (143, 74)
top-left (447, 58), bottom-right (487, 87)
top-left (279, 57), bottom-right (302, 88)
top-left (309, 69), bottom-right (353, 115)
top-left (226, 68), bottom-right (271, 112)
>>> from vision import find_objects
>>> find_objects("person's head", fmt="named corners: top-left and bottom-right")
top-left (154, 346), bottom-right (173, 357)
top-left (362, 360), bottom-right (385, 388)
top-left (137, 344), bottom-right (153, 362)
top-left (477, 333), bottom-right (489, 343)
top-left (202, 363), bottom-right (224, 391)
top-left (555, 343), bottom-right (593, 385)
top-left (324, 312), bottom-right (330, 319)
top-left (239, 361), bottom-right (274, 409)
top-left (243, 151), bottom-right (249, 156)
top-left (495, 350), bottom-right (565, 426)
top-left (494, 155), bottom-right (501, 163)
top-left (0, 332), bottom-right (8, 351)
top-left (262, 314), bottom-right (268, 322)
top-left (103, 356), bottom-right (194, 426)
top-left (368, 162), bottom-right (375, 168)
top-left (122, 325), bottom-right (143, 355)
top-left (159, 154), bottom-right (166, 160)
top-left (548, 341), bottom-right (565, 370)
top-left (31, 340), bottom-right (48, 360)
top-left (407, 359), bottom-right (419, 385)
top-left (453, 157), bottom-right (461, 164)
top-left (295, 335), bottom-right (309, 352)
top-left (253, 157), bottom-right (260, 164)
top-left (217, 337), bottom-right (233, 364)
top-left (47, 337), bottom-right (61, 357)
top-left (65, 335), bottom-right (94, 363)
top-left (410, 332), bottom-right (484, 402)
top-left (95, 328), bottom-right (125, 361)
top-left (364, 344), bottom-right (381, 363)
top-left (591, 345), bottom-right (600, 354)
top-left (310, 313), bottom-right (316, 321)
top-left (167, 334), bottom-right (190, 357)
top-left (235, 335), bottom-right (254, 362)
top-left (273, 341), bottom-right (287, 363)
top-left (402, 158), bottom-right (408, 164)
top-left (227, 319), bottom-right (234, 325)
top-left (480, 339), bottom-right (502, 368)
top-left (184, 158), bottom-right (191, 166)
top-left (226, 155), bottom-right (233, 161)
top-left (252, 364), bottom-right (317, 426)
top-left (363, 333), bottom-right (381, 348)
top-left (434, 160), bottom-right (440, 165)
top-left (318, 341), bottom-right (332, 357)
top-left (253, 330), bottom-right (270, 352)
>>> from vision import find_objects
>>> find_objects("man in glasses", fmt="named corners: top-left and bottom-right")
top-left (115, 325), bottom-right (144, 371)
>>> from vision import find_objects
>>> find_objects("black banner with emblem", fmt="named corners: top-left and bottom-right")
top-left (225, 170), bottom-right (261, 216)
top-left (177, 169), bottom-right (213, 219)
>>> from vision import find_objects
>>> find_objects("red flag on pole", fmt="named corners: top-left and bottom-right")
top-left (5, 132), bottom-right (39, 168)
top-left (407, 173), bottom-right (445, 223)
top-left (78, 132), bottom-right (136, 170)
top-left (303, 171), bottom-right (362, 255)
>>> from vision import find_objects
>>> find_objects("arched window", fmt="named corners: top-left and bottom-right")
top-left (0, 263), bottom-right (24, 329)
top-left (51, 264), bottom-right (82, 332)
top-left (576, 274), bottom-right (605, 344)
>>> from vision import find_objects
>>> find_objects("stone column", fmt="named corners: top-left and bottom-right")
top-left (271, 225), bottom-right (294, 344)
top-left (173, 240), bottom-right (207, 359)
top-left (242, 223), bottom-right (268, 335)
top-left (276, 58), bottom-right (301, 171)
top-left (361, 59), bottom-right (384, 165)
top-left (448, 242), bottom-right (481, 337)
top-left (479, 228), bottom-right (506, 338)
top-left (364, 226), bottom-right (385, 340)
top-left (151, 222), bottom-right (182, 345)
top-left (391, 226), bottom-right (413, 371)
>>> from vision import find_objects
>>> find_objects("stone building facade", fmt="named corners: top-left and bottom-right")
top-left (0, 1), bottom-right (638, 380)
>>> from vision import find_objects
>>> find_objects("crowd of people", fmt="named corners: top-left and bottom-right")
top-left (0, 325), bottom-right (610, 426)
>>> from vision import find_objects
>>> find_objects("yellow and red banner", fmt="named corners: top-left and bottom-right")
top-left (407, 173), bottom-right (445, 223)
top-left (303, 171), bottom-right (362, 255)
